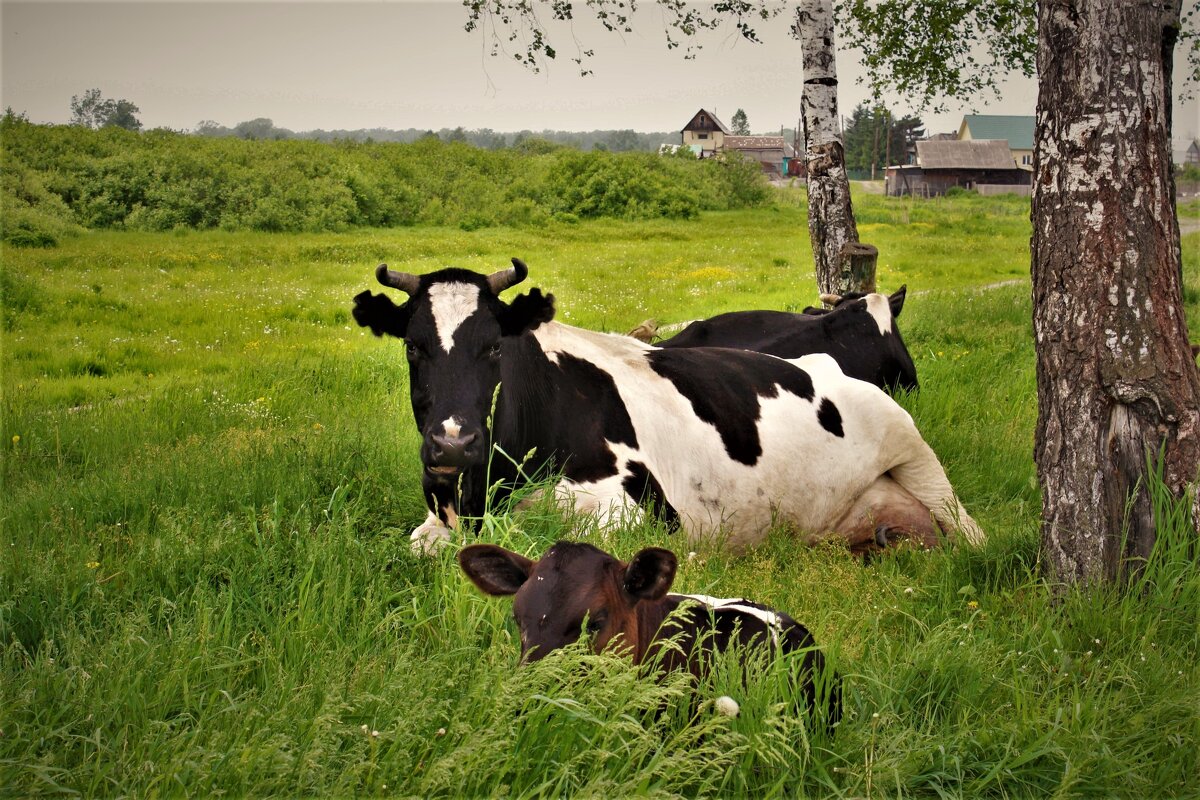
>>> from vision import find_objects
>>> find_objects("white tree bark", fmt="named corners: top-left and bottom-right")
top-left (797, 0), bottom-right (864, 296)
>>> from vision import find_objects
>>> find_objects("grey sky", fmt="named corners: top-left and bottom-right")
top-left (2, 0), bottom-right (1197, 152)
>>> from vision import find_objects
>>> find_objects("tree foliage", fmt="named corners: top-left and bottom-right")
top-left (843, 102), bottom-right (924, 174)
top-left (834, 1), bottom-right (1200, 110)
top-left (461, 0), bottom-right (790, 75)
top-left (730, 108), bottom-right (751, 135)
top-left (69, 88), bottom-right (142, 131)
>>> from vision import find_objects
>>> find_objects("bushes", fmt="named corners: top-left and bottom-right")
top-left (0, 152), bottom-right (83, 247)
top-left (0, 119), bottom-right (771, 241)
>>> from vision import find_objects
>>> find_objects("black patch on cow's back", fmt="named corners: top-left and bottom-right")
top-left (817, 398), bottom-right (844, 438)
top-left (646, 349), bottom-right (815, 465)
top-left (622, 461), bottom-right (680, 531)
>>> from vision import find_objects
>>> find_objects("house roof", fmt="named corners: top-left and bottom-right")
top-left (682, 109), bottom-right (730, 135)
top-left (916, 139), bottom-right (1018, 169)
top-left (959, 115), bottom-right (1035, 150)
top-left (723, 135), bottom-right (786, 151)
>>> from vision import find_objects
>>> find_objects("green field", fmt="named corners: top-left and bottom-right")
top-left (3, 191), bottom-right (1200, 797)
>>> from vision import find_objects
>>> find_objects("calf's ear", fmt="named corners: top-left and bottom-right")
top-left (458, 544), bottom-right (534, 596)
top-left (623, 547), bottom-right (677, 601)
top-left (352, 291), bottom-right (411, 339)
top-left (498, 288), bottom-right (556, 336)
top-left (889, 285), bottom-right (907, 319)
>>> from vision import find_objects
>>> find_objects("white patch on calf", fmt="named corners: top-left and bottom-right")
top-left (675, 594), bottom-right (783, 646)
top-left (865, 294), bottom-right (894, 335)
top-left (441, 417), bottom-right (462, 438)
top-left (429, 282), bottom-right (481, 353)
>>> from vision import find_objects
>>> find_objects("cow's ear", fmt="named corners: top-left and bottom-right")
top-left (623, 547), bottom-right (677, 601)
top-left (498, 288), bottom-right (555, 336)
top-left (889, 285), bottom-right (907, 319)
top-left (458, 544), bottom-right (534, 596)
top-left (352, 291), bottom-right (411, 339)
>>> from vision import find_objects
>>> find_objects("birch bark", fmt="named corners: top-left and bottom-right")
top-left (1032, 0), bottom-right (1200, 586)
top-left (797, 0), bottom-right (864, 296)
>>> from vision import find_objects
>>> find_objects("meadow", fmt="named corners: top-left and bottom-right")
top-left (3, 189), bottom-right (1200, 797)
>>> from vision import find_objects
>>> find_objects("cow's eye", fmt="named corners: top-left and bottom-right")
top-left (585, 614), bottom-right (606, 635)
top-left (405, 342), bottom-right (421, 361)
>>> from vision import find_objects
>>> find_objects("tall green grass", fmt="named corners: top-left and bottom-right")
top-left (2, 196), bottom-right (1199, 796)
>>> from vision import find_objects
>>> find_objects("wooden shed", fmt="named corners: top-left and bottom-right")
top-left (885, 139), bottom-right (1032, 197)
top-left (722, 135), bottom-right (791, 177)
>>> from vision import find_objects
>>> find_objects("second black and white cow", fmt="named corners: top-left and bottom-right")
top-left (352, 260), bottom-right (982, 554)
top-left (655, 287), bottom-right (918, 393)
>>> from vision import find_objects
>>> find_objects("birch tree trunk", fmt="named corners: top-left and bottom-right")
top-left (1032, 0), bottom-right (1200, 587)
top-left (796, 0), bottom-right (863, 296)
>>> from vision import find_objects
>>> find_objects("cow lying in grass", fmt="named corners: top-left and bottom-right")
top-left (458, 541), bottom-right (841, 726)
top-left (648, 286), bottom-right (918, 393)
top-left (352, 259), bottom-right (983, 554)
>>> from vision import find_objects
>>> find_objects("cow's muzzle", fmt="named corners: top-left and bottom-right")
top-left (425, 431), bottom-right (481, 475)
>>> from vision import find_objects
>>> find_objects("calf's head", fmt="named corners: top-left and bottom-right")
top-left (458, 541), bottom-right (677, 662)
top-left (352, 259), bottom-right (555, 482)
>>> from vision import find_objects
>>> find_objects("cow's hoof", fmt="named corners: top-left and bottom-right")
top-left (410, 522), bottom-right (452, 556)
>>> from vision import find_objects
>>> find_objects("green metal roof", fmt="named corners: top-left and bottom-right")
top-left (961, 115), bottom-right (1035, 150)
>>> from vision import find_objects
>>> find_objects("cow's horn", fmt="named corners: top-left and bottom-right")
top-left (819, 292), bottom-right (843, 305)
top-left (376, 264), bottom-right (420, 294)
top-left (486, 258), bottom-right (528, 294)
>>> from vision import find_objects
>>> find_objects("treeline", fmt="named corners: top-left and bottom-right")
top-left (843, 102), bottom-right (926, 179)
top-left (195, 118), bottom-right (677, 153)
top-left (0, 117), bottom-right (770, 246)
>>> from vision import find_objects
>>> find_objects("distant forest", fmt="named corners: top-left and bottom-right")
top-left (193, 118), bottom-right (682, 153)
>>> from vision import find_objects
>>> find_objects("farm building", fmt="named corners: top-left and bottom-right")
top-left (721, 135), bottom-right (797, 178)
top-left (885, 139), bottom-right (1033, 197)
top-left (680, 109), bottom-right (729, 156)
top-left (679, 110), bottom-right (798, 178)
top-left (958, 114), bottom-right (1035, 167)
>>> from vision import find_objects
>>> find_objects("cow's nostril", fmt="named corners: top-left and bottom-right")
top-left (430, 432), bottom-right (478, 466)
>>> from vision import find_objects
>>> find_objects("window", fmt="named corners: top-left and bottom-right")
top-left (1022, 154), bottom-right (1032, 165)
top-left (698, 133), bottom-right (708, 140)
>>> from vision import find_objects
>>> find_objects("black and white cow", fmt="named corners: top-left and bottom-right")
top-left (352, 260), bottom-right (983, 554)
top-left (654, 287), bottom-right (918, 393)
top-left (458, 540), bottom-right (841, 725)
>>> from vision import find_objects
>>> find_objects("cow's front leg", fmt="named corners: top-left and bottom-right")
top-left (410, 475), bottom-right (462, 555)
top-left (410, 510), bottom-right (453, 555)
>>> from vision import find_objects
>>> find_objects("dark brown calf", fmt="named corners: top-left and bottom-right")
top-left (458, 541), bottom-right (840, 725)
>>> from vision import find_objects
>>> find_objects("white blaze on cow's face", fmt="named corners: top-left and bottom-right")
top-left (429, 282), bottom-right (482, 353)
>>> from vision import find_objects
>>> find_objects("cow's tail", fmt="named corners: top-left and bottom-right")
top-left (888, 441), bottom-right (986, 546)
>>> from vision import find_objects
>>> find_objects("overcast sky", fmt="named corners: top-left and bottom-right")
top-left (2, 1), bottom-right (1197, 152)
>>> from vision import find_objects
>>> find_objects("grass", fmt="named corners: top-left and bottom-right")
top-left (2, 190), bottom-right (1199, 797)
